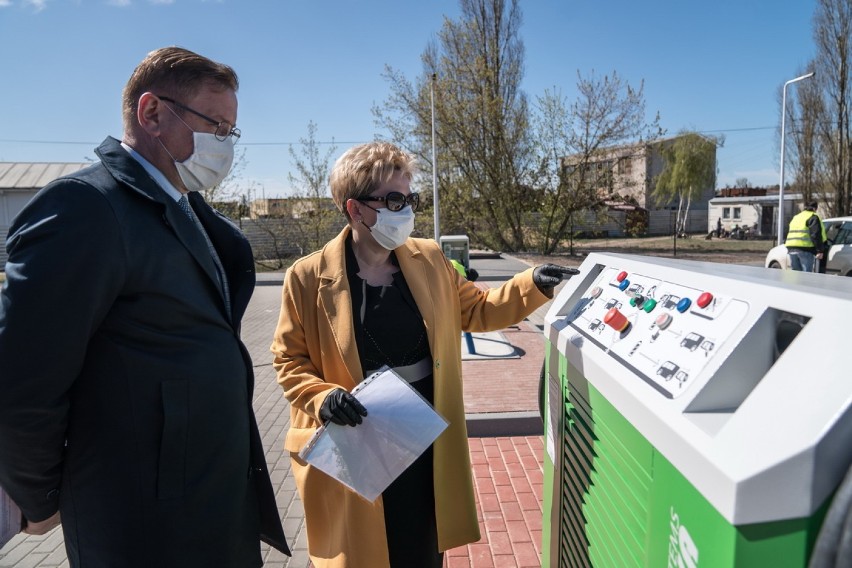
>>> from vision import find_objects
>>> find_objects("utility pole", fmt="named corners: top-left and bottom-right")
top-left (431, 73), bottom-right (440, 242)
top-left (777, 71), bottom-right (815, 245)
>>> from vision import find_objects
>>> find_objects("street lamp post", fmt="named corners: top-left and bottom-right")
top-left (777, 71), bottom-right (815, 245)
top-left (431, 73), bottom-right (441, 242)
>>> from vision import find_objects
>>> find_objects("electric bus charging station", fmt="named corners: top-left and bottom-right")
top-left (440, 234), bottom-right (470, 270)
top-left (541, 252), bottom-right (852, 567)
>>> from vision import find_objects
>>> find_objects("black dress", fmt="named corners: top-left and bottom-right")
top-left (346, 239), bottom-right (443, 568)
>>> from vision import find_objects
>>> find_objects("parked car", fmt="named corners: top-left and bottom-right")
top-left (765, 216), bottom-right (852, 275)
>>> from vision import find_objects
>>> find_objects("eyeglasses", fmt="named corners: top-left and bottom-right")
top-left (357, 191), bottom-right (420, 212)
top-left (157, 95), bottom-right (241, 143)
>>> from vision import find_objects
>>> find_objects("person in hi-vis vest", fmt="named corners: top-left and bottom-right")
top-left (785, 200), bottom-right (827, 272)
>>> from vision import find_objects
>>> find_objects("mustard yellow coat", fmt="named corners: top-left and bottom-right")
top-left (271, 227), bottom-right (549, 568)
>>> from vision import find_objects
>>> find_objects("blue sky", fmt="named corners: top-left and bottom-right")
top-left (0, 0), bottom-right (817, 197)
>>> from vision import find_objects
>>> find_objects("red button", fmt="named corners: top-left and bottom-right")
top-left (697, 292), bottom-right (714, 308)
top-left (616, 271), bottom-right (628, 282)
top-left (604, 307), bottom-right (629, 332)
top-left (655, 312), bottom-right (672, 330)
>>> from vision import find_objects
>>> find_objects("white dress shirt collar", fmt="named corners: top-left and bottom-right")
top-left (120, 141), bottom-right (182, 203)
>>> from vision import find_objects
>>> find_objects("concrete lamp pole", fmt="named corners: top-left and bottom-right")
top-left (431, 73), bottom-right (441, 242)
top-left (777, 71), bottom-right (815, 245)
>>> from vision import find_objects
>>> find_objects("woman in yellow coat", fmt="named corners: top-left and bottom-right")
top-left (271, 142), bottom-right (575, 567)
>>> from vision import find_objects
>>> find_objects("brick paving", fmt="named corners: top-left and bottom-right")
top-left (1, 254), bottom-right (553, 568)
top-left (446, 436), bottom-right (544, 568)
top-left (461, 320), bottom-right (543, 414)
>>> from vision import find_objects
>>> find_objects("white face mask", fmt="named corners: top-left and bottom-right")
top-left (158, 100), bottom-right (236, 192)
top-left (171, 131), bottom-right (234, 192)
top-left (366, 207), bottom-right (415, 250)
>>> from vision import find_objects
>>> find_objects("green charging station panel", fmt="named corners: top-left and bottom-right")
top-left (541, 253), bottom-right (852, 567)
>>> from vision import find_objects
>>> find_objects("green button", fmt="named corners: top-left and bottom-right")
top-left (643, 299), bottom-right (658, 313)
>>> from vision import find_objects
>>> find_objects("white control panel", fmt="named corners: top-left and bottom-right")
top-left (545, 252), bottom-right (852, 525)
top-left (562, 266), bottom-right (749, 398)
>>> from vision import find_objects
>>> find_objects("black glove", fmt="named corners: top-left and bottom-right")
top-left (533, 264), bottom-right (580, 293)
top-left (466, 268), bottom-right (480, 282)
top-left (319, 389), bottom-right (368, 427)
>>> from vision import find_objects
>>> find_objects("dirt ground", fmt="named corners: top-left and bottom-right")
top-left (509, 235), bottom-right (774, 269)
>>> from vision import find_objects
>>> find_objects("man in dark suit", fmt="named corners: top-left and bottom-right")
top-left (0, 47), bottom-right (288, 567)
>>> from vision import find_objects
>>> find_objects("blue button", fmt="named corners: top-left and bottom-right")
top-left (676, 297), bottom-right (692, 313)
top-left (618, 279), bottom-right (630, 291)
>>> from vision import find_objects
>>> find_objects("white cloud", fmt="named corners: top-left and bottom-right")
top-left (23, 0), bottom-right (47, 11)
top-left (0, 0), bottom-right (12, 8)
top-left (106, 0), bottom-right (131, 5)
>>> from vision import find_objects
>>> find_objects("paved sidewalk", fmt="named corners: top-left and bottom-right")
top-left (1, 253), bottom-right (554, 568)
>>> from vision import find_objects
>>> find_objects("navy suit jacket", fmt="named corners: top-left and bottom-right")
top-left (0, 137), bottom-right (288, 567)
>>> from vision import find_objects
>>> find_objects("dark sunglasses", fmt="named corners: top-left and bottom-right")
top-left (356, 191), bottom-right (420, 212)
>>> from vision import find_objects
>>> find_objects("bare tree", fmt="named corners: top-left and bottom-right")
top-left (374, 0), bottom-right (534, 251)
top-left (782, 63), bottom-right (825, 207)
top-left (202, 147), bottom-right (250, 219)
top-left (286, 121), bottom-right (341, 252)
top-left (813, 0), bottom-right (852, 215)
top-left (531, 74), bottom-right (661, 254)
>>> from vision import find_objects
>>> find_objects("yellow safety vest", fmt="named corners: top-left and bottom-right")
top-left (785, 210), bottom-right (826, 249)
top-left (449, 259), bottom-right (467, 277)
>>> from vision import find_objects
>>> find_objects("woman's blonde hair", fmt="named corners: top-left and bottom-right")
top-left (330, 142), bottom-right (416, 220)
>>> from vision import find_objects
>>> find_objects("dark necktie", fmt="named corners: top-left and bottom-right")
top-left (178, 194), bottom-right (232, 317)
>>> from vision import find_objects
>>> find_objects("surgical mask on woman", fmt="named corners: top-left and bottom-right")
top-left (366, 207), bottom-right (415, 250)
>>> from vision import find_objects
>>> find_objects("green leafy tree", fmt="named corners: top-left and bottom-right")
top-left (652, 131), bottom-right (720, 237)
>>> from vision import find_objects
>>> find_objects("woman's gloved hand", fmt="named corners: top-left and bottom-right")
top-left (533, 264), bottom-right (580, 293)
top-left (319, 388), bottom-right (368, 427)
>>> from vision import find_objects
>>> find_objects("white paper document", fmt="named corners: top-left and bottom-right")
top-left (1, 485), bottom-right (22, 550)
top-left (299, 368), bottom-right (448, 502)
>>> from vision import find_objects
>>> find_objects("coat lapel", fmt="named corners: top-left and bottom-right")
top-left (95, 137), bottom-right (227, 316)
top-left (317, 227), bottom-right (363, 388)
top-left (189, 191), bottom-right (256, 323)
